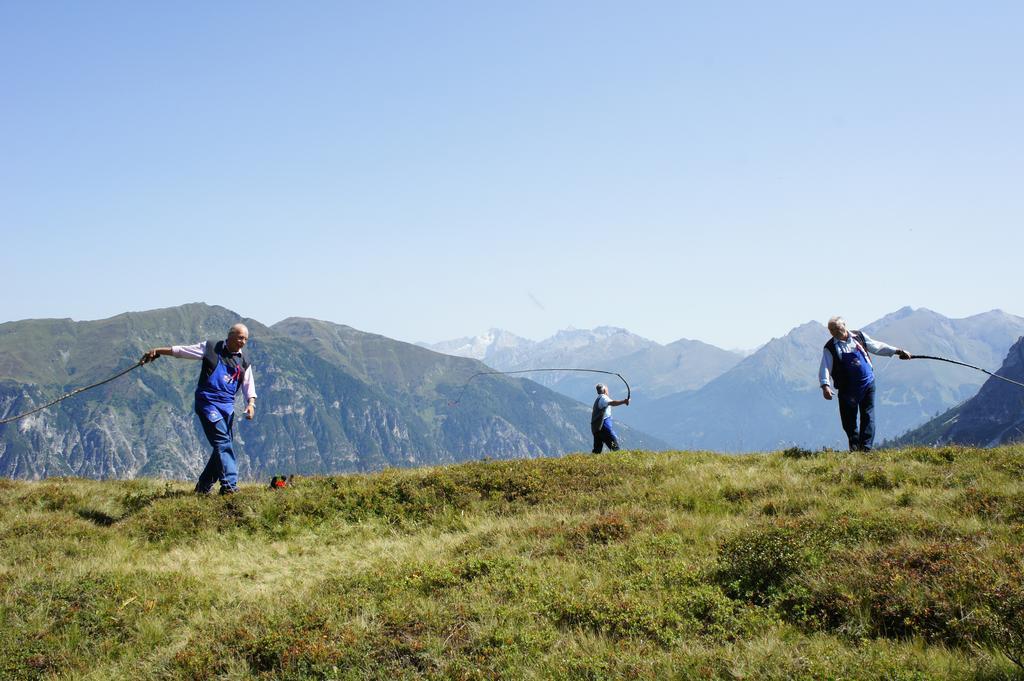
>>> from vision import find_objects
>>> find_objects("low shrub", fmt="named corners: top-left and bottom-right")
top-left (120, 481), bottom-right (181, 514)
top-left (566, 509), bottom-right (669, 549)
top-left (21, 482), bottom-right (80, 511)
top-left (544, 588), bottom-right (684, 646)
top-left (986, 579), bottom-right (1024, 671)
top-left (849, 466), bottom-right (897, 490)
top-left (959, 487), bottom-right (1024, 523)
top-left (720, 482), bottom-right (780, 504)
top-left (677, 584), bottom-right (770, 642)
top-left (904, 446), bottom-right (962, 465)
top-left (780, 538), bottom-right (1024, 656)
top-left (716, 524), bottom-right (815, 604)
top-left (404, 556), bottom-right (519, 594)
top-left (569, 511), bottom-right (632, 546)
top-left (781, 446), bottom-right (818, 459)
top-left (760, 497), bottom-right (813, 517)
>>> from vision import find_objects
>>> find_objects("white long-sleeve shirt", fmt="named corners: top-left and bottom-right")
top-left (171, 342), bottom-right (257, 402)
top-left (818, 332), bottom-right (900, 387)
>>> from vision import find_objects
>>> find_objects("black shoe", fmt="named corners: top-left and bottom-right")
top-left (218, 486), bottom-right (238, 496)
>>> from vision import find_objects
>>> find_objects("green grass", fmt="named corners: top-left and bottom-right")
top-left (2, 446), bottom-right (1024, 679)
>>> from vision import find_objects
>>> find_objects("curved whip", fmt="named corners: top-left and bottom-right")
top-left (449, 368), bottom-right (631, 406)
top-left (911, 355), bottom-right (1024, 390)
top-left (0, 360), bottom-right (145, 425)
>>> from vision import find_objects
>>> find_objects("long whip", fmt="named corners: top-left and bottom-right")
top-left (449, 368), bottom-right (631, 406)
top-left (911, 355), bottom-right (1024, 390)
top-left (0, 360), bottom-right (145, 425)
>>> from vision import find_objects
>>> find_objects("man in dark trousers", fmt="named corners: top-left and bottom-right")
top-left (142, 323), bottom-right (257, 494)
top-left (819, 316), bottom-right (910, 452)
top-left (591, 383), bottom-right (629, 453)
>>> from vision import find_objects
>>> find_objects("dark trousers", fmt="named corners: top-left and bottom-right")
top-left (838, 383), bottom-right (875, 452)
top-left (592, 420), bottom-right (620, 454)
top-left (194, 402), bottom-right (238, 493)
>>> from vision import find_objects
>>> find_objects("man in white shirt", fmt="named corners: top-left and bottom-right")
top-left (591, 383), bottom-right (630, 453)
top-left (819, 316), bottom-right (910, 452)
top-left (142, 323), bottom-right (257, 494)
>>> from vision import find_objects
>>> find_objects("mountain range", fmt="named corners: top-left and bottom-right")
top-left (0, 304), bottom-right (664, 481)
top-left (893, 335), bottom-right (1024, 447)
top-left (426, 308), bottom-right (1024, 451)
top-left (3, 304), bottom-right (1021, 482)
top-left (420, 327), bottom-right (743, 400)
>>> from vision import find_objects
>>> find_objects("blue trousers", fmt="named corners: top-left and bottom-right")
top-left (838, 383), bottom-right (875, 452)
top-left (592, 419), bottom-right (620, 454)
top-left (194, 402), bottom-right (238, 493)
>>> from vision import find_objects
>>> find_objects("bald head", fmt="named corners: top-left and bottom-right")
top-left (226, 323), bottom-right (250, 352)
top-left (827, 316), bottom-right (849, 341)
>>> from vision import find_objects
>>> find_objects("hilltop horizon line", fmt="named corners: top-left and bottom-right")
top-left (2, 303), bottom-right (1021, 357)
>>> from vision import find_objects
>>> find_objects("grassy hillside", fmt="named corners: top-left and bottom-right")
top-left (2, 447), bottom-right (1023, 680)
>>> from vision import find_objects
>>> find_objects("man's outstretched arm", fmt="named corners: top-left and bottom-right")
top-left (861, 333), bottom-right (912, 360)
top-left (141, 342), bottom-right (205, 364)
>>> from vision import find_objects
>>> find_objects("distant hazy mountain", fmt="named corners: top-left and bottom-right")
top-left (424, 327), bottom-right (741, 402)
top-left (893, 336), bottom-right (1024, 447)
top-left (629, 322), bottom-right (834, 451)
top-left (508, 327), bottom-right (660, 369)
top-left (606, 338), bottom-right (745, 399)
top-left (0, 304), bottom-right (665, 480)
top-left (629, 308), bottom-right (1024, 452)
top-left (498, 327), bottom-right (660, 405)
top-left (862, 307), bottom-right (1024, 435)
top-left (422, 326), bottom-right (659, 372)
top-left (418, 328), bottom-right (536, 368)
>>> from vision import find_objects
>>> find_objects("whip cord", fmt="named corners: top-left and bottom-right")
top-left (0, 360), bottom-right (145, 425)
top-left (911, 354), bottom-right (1024, 390)
top-left (449, 368), bottom-right (631, 406)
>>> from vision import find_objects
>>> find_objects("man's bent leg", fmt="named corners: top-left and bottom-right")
top-left (859, 383), bottom-right (876, 452)
top-left (600, 420), bottom-right (620, 452)
top-left (837, 391), bottom-right (860, 451)
top-left (195, 407), bottom-right (226, 493)
top-left (195, 451), bottom-right (220, 494)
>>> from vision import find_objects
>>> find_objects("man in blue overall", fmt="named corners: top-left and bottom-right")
top-left (142, 323), bottom-right (257, 494)
top-left (819, 316), bottom-right (910, 452)
top-left (591, 383), bottom-right (630, 453)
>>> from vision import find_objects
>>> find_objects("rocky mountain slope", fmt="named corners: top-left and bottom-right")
top-left (893, 336), bottom-right (1024, 447)
top-left (630, 309), bottom-right (1024, 451)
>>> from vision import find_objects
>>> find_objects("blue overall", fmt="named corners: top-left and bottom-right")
top-left (194, 342), bottom-right (246, 493)
top-left (592, 417), bottom-right (621, 454)
top-left (835, 344), bottom-right (876, 451)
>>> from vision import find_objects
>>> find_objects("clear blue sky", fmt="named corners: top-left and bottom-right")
top-left (2, 2), bottom-right (1021, 349)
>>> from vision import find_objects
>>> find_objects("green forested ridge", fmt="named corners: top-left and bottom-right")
top-left (2, 446), bottom-right (1022, 679)
top-left (0, 304), bottom-right (663, 480)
